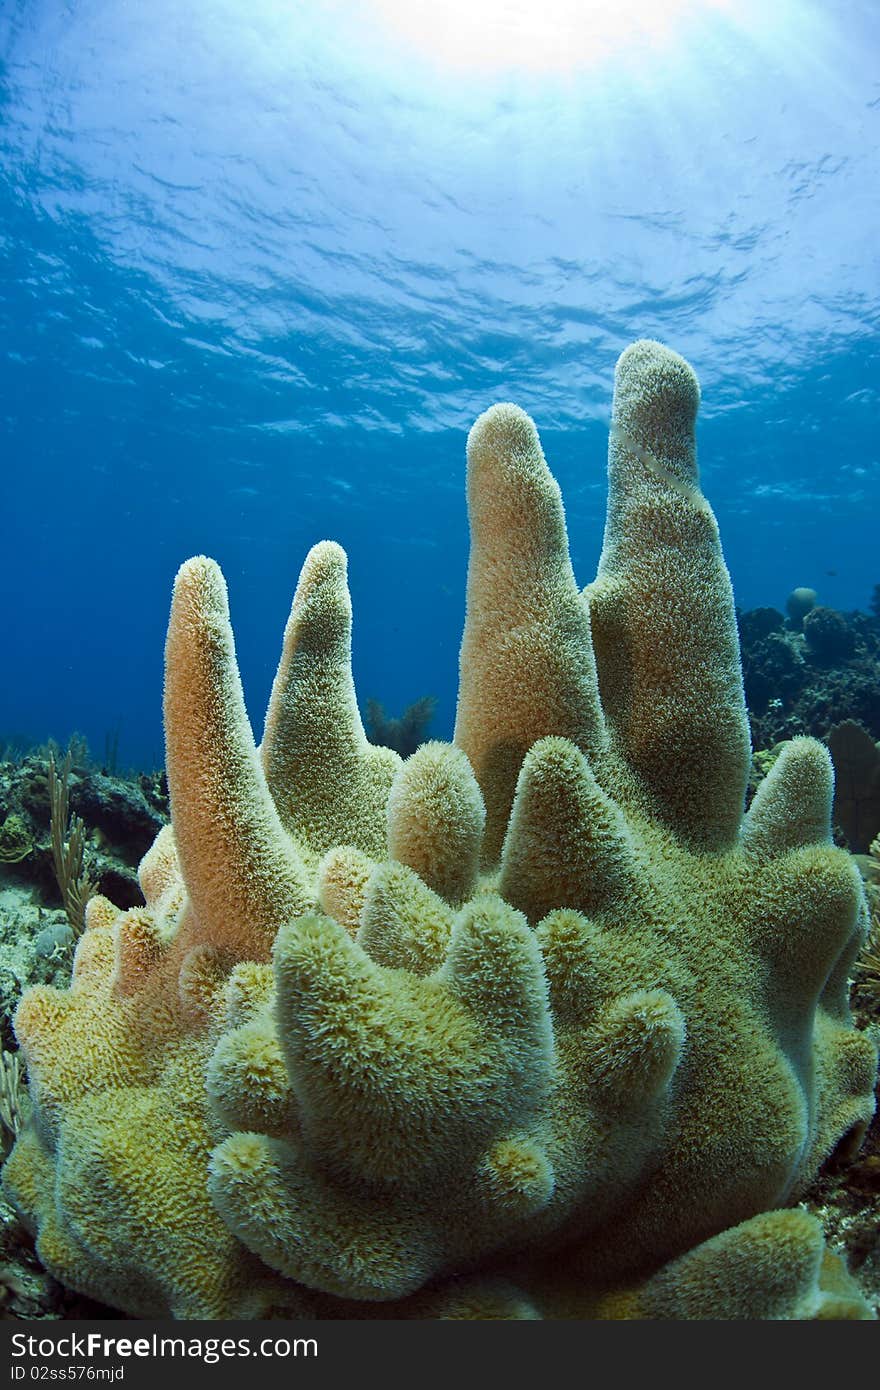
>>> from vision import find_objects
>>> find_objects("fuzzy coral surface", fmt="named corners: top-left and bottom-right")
top-left (4, 340), bottom-right (877, 1320)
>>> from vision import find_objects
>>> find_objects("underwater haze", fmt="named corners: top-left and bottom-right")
top-left (2, 0), bottom-right (879, 769)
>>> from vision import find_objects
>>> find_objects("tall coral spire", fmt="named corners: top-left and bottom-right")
top-left (164, 555), bottom-right (311, 962)
top-left (454, 401), bottom-right (606, 864)
top-left (588, 339), bottom-right (751, 848)
top-left (261, 540), bottom-right (400, 866)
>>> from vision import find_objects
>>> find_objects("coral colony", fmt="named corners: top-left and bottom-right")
top-left (5, 342), bottom-right (876, 1318)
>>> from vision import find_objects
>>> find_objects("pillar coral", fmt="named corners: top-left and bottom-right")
top-left (4, 340), bottom-right (877, 1319)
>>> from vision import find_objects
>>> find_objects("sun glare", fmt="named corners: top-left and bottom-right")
top-left (367, 0), bottom-right (735, 75)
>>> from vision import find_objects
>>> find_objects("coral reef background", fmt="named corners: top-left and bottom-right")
top-left (738, 597), bottom-right (880, 855)
top-left (740, 598), bottom-right (880, 754)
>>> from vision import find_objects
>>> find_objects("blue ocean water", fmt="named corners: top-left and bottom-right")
top-left (2, 0), bottom-right (878, 769)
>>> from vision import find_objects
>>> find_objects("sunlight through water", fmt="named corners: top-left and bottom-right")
top-left (367, 0), bottom-right (739, 74)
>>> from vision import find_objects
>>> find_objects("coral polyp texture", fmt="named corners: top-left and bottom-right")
top-left (4, 340), bottom-right (877, 1320)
